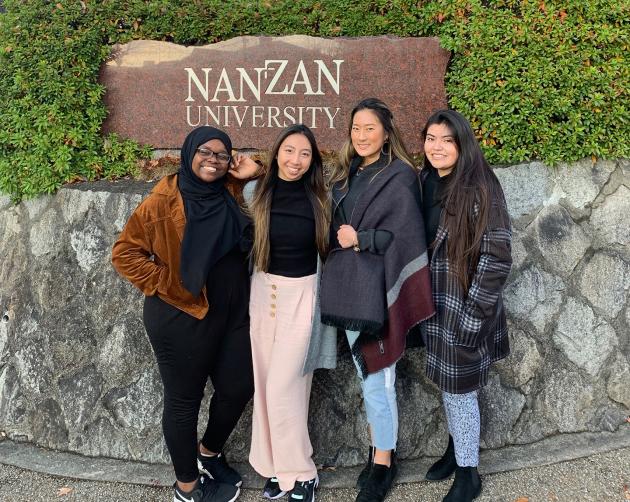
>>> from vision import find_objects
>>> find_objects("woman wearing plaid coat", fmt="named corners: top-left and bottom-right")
top-left (419, 110), bottom-right (512, 502)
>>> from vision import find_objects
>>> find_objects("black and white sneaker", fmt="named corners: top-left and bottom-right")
top-left (288, 477), bottom-right (318, 502)
top-left (198, 451), bottom-right (243, 487)
top-left (173, 474), bottom-right (240, 502)
top-left (263, 477), bottom-right (287, 500)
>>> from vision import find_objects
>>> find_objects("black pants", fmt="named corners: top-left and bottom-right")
top-left (143, 249), bottom-right (254, 483)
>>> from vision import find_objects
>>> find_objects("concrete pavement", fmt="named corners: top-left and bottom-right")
top-left (0, 428), bottom-right (629, 501)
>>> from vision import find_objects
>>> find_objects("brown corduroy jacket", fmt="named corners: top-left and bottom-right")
top-left (111, 174), bottom-right (210, 319)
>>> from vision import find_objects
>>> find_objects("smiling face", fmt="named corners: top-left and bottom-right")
top-left (351, 109), bottom-right (388, 166)
top-left (424, 123), bottom-right (459, 177)
top-left (276, 133), bottom-right (313, 181)
top-left (191, 138), bottom-right (231, 183)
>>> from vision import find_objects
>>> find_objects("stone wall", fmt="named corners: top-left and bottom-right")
top-left (0, 159), bottom-right (628, 467)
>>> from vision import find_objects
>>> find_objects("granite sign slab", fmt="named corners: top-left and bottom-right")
top-left (100, 35), bottom-right (449, 151)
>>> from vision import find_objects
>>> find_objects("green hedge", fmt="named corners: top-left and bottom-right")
top-left (0, 0), bottom-right (627, 200)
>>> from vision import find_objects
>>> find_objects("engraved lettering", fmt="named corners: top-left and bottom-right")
top-left (323, 107), bottom-right (341, 128)
top-left (211, 68), bottom-right (238, 102)
top-left (186, 105), bottom-right (202, 126)
top-left (283, 106), bottom-right (296, 126)
top-left (288, 60), bottom-right (315, 95)
top-left (204, 105), bottom-right (221, 126)
top-left (185, 68), bottom-right (212, 102)
top-left (264, 60), bottom-right (289, 95)
top-left (315, 59), bottom-right (343, 95)
top-left (267, 106), bottom-right (282, 127)
top-left (231, 105), bottom-right (250, 127)
top-left (252, 106), bottom-right (264, 127)
top-left (236, 67), bottom-right (264, 102)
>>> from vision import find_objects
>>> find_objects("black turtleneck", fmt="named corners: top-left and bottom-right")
top-left (268, 177), bottom-right (317, 277)
top-left (422, 167), bottom-right (451, 255)
top-left (339, 155), bottom-right (387, 223)
top-left (333, 154), bottom-right (393, 254)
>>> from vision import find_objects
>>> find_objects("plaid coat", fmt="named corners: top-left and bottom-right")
top-left (421, 170), bottom-right (512, 393)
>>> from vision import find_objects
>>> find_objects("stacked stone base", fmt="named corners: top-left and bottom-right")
top-left (0, 160), bottom-right (628, 467)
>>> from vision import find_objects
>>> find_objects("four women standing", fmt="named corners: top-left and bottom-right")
top-left (113, 105), bottom-right (511, 502)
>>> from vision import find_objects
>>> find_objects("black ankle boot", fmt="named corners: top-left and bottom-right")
top-left (356, 446), bottom-right (375, 489)
top-left (355, 451), bottom-right (397, 502)
top-left (442, 466), bottom-right (482, 502)
top-left (426, 435), bottom-right (457, 481)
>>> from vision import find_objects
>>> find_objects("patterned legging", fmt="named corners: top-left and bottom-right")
top-left (442, 391), bottom-right (480, 467)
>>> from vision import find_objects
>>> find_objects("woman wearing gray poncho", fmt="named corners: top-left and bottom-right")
top-left (320, 98), bottom-right (435, 502)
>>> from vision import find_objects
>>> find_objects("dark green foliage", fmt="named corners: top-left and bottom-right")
top-left (433, 0), bottom-right (629, 164)
top-left (0, 0), bottom-right (627, 200)
top-left (0, 1), bottom-right (150, 201)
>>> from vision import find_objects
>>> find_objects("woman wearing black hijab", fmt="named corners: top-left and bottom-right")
top-left (113, 126), bottom-right (253, 502)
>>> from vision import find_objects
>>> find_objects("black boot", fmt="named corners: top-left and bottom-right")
top-left (355, 451), bottom-right (397, 502)
top-left (426, 435), bottom-right (457, 481)
top-left (442, 466), bottom-right (482, 502)
top-left (356, 446), bottom-right (375, 489)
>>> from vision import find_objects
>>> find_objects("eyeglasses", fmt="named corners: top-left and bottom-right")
top-left (196, 148), bottom-right (231, 163)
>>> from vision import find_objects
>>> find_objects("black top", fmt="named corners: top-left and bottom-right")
top-left (205, 245), bottom-right (250, 315)
top-left (339, 154), bottom-right (388, 223)
top-left (333, 154), bottom-right (393, 254)
top-left (268, 177), bottom-right (317, 277)
top-left (422, 167), bottom-right (450, 258)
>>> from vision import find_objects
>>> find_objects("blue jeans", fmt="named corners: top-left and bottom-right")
top-left (346, 330), bottom-right (398, 451)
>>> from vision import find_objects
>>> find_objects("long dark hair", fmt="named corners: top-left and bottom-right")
top-left (250, 124), bottom-right (329, 271)
top-left (421, 109), bottom-right (502, 291)
top-left (330, 97), bottom-right (416, 186)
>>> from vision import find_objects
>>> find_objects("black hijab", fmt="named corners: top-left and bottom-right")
top-left (178, 126), bottom-right (249, 297)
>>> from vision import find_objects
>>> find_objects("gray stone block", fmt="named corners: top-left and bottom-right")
top-left (590, 185), bottom-right (630, 248)
top-left (530, 204), bottom-right (590, 277)
top-left (57, 365), bottom-right (104, 429)
top-left (0, 365), bottom-right (25, 432)
top-left (494, 162), bottom-right (553, 225)
top-left (0, 206), bottom-right (21, 246)
top-left (0, 195), bottom-right (11, 210)
top-left (578, 252), bottom-right (630, 319)
top-left (554, 297), bottom-right (618, 377)
top-left (480, 374), bottom-right (526, 448)
top-left (22, 195), bottom-right (52, 220)
top-left (14, 330), bottom-right (54, 398)
top-left (102, 370), bottom-right (162, 432)
top-left (495, 329), bottom-right (542, 389)
top-left (509, 230), bottom-right (528, 272)
top-left (29, 208), bottom-right (62, 257)
top-left (550, 158), bottom-right (616, 214)
top-left (518, 364), bottom-right (598, 438)
top-left (504, 266), bottom-right (565, 334)
top-left (607, 355), bottom-right (630, 409)
top-left (29, 398), bottom-right (68, 450)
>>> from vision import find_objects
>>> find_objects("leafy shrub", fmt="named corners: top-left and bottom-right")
top-left (432, 0), bottom-right (629, 164)
top-left (0, 0), bottom-right (627, 200)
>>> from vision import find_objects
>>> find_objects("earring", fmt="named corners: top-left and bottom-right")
top-left (381, 141), bottom-right (391, 156)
